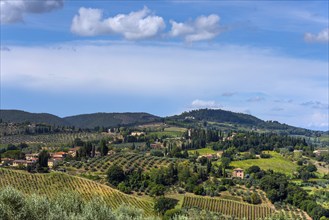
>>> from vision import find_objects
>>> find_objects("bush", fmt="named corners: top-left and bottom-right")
top-left (154, 197), bottom-right (178, 215)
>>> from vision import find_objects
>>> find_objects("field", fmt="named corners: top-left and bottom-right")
top-left (182, 194), bottom-right (274, 220)
top-left (148, 126), bottom-right (186, 138)
top-left (0, 168), bottom-right (154, 215)
top-left (0, 132), bottom-right (108, 145)
top-left (230, 151), bottom-right (298, 176)
top-left (188, 148), bottom-right (219, 155)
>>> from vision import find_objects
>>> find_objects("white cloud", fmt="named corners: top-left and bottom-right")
top-left (0, 0), bottom-right (63, 24)
top-left (191, 99), bottom-right (222, 109)
top-left (71, 7), bottom-right (165, 40)
top-left (169, 14), bottom-right (221, 42)
top-left (304, 28), bottom-right (329, 43)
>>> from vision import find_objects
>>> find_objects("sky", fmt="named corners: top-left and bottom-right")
top-left (0, 0), bottom-right (328, 131)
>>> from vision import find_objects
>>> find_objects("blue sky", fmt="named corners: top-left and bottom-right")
top-left (1, 0), bottom-right (328, 131)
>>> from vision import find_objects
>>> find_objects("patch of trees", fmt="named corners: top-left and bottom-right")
top-left (244, 166), bottom-right (329, 220)
top-left (213, 132), bottom-right (309, 153)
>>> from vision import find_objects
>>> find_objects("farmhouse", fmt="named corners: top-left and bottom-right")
top-left (25, 153), bottom-right (38, 160)
top-left (313, 150), bottom-right (329, 156)
top-left (131, 132), bottom-right (145, 136)
top-left (12, 160), bottom-right (34, 167)
top-left (232, 168), bottom-right (244, 179)
top-left (48, 159), bottom-right (61, 168)
top-left (51, 152), bottom-right (67, 159)
top-left (68, 147), bottom-right (81, 157)
top-left (1, 158), bottom-right (14, 166)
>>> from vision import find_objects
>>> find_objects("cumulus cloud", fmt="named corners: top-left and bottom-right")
top-left (304, 28), bottom-right (329, 43)
top-left (71, 6), bottom-right (165, 40)
top-left (190, 99), bottom-right (222, 109)
top-left (169, 14), bottom-right (221, 42)
top-left (0, 0), bottom-right (63, 24)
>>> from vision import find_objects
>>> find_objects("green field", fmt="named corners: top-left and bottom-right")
top-left (230, 151), bottom-right (298, 176)
top-left (188, 148), bottom-right (219, 155)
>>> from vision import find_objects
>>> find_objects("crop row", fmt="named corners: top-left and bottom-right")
top-left (0, 168), bottom-right (154, 216)
top-left (66, 153), bottom-right (184, 172)
top-left (182, 195), bottom-right (274, 220)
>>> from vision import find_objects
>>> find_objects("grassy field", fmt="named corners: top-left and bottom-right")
top-left (0, 168), bottom-right (154, 215)
top-left (230, 151), bottom-right (298, 176)
top-left (188, 148), bottom-right (219, 155)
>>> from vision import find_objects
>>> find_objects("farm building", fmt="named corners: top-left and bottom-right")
top-left (232, 168), bottom-right (244, 179)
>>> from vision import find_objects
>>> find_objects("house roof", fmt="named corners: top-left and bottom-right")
top-left (234, 168), bottom-right (243, 171)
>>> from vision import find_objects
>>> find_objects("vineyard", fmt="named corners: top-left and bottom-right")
top-left (0, 168), bottom-right (154, 216)
top-left (0, 132), bottom-right (107, 145)
top-left (63, 152), bottom-right (185, 172)
top-left (182, 194), bottom-right (275, 220)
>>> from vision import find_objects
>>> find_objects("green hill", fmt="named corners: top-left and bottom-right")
top-left (168, 109), bottom-right (319, 136)
top-left (64, 112), bottom-right (160, 129)
top-left (0, 110), bottom-right (69, 126)
top-left (0, 110), bottom-right (160, 129)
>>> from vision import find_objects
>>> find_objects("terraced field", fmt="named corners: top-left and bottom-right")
top-left (0, 168), bottom-right (154, 216)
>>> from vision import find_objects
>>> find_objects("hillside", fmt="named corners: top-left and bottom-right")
top-left (0, 110), bottom-right (160, 129)
top-left (0, 168), bottom-right (154, 215)
top-left (64, 112), bottom-right (160, 129)
top-left (168, 109), bottom-right (318, 135)
top-left (0, 109), bottom-right (322, 135)
top-left (0, 110), bottom-right (69, 126)
top-left (169, 109), bottom-right (264, 125)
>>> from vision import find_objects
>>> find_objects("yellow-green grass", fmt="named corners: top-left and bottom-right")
top-left (164, 126), bottom-right (187, 132)
top-left (188, 148), bottom-right (218, 155)
top-left (229, 151), bottom-right (298, 176)
top-left (0, 168), bottom-right (154, 216)
top-left (148, 131), bottom-right (182, 138)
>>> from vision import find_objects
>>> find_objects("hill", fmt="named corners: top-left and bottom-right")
top-left (0, 109), bottom-right (323, 135)
top-left (0, 168), bottom-right (154, 215)
top-left (0, 110), bottom-right (69, 126)
top-left (168, 109), bottom-right (319, 135)
top-left (0, 110), bottom-right (160, 129)
top-left (64, 112), bottom-right (160, 129)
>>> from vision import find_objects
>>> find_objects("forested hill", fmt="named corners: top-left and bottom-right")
top-left (0, 109), bottom-right (322, 135)
top-left (63, 113), bottom-right (160, 128)
top-left (168, 109), bottom-right (319, 135)
top-left (0, 110), bottom-right (70, 126)
top-left (170, 109), bottom-right (263, 125)
top-left (0, 110), bottom-right (160, 128)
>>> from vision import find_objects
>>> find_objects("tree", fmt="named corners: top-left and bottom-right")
top-left (221, 157), bottom-right (231, 177)
top-left (38, 150), bottom-right (49, 168)
top-left (107, 165), bottom-right (125, 186)
top-left (99, 139), bottom-right (108, 156)
top-left (154, 197), bottom-right (178, 215)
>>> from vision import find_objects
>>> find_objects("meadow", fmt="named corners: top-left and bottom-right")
top-left (230, 151), bottom-right (298, 176)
